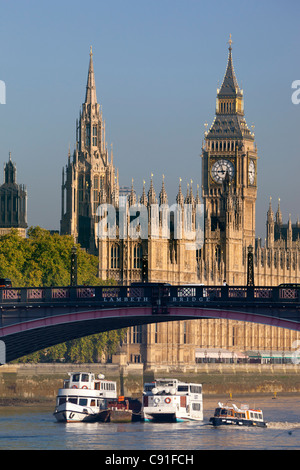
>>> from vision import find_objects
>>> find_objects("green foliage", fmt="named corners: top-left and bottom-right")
top-left (0, 228), bottom-right (126, 363)
top-left (16, 330), bottom-right (127, 364)
top-left (0, 227), bottom-right (104, 287)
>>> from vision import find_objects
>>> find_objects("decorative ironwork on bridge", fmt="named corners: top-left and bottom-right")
top-left (0, 283), bottom-right (299, 317)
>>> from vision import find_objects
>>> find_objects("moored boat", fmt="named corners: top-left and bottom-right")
top-left (209, 401), bottom-right (267, 427)
top-left (141, 378), bottom-right (203, 422)
top-left (99, 396), bottom-right (133, 423)
top-left (53, 372), bottom-right (117, 423)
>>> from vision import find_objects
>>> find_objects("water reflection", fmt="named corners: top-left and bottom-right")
top-left (0, 396), bottom-right (299, 450)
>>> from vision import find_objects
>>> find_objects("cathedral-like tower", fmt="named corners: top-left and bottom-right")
top-left (201, 36), bottom-right (258, 284)
top-left (0, 153), bottom-right (27, 237)
top-left (60, 47), bottom-right (118, 252)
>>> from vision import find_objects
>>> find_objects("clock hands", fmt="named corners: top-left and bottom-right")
top-left (211, 159), bottom-right (234, 183)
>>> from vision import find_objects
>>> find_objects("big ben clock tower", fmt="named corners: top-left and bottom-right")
top-left (201, 36), bottom-right (258, 285)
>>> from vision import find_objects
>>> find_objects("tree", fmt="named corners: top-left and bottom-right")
top-left (0, 228), bottom-right (126, 363)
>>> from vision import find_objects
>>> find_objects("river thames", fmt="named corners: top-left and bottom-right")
top-left (0, 395), bottom-right (299, 452)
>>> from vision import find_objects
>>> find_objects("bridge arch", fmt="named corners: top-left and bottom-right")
top-left (1, 305), bottom-right (300, 363)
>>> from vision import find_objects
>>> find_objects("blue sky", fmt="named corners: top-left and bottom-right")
top-left (0, 0), bottom-right (299, 238)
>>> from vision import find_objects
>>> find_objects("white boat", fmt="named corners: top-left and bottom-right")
top-left (209, 401), bottom-right (267, 427)
top-left (141, 378), bottom-right (203, 422)
top-left (53, 372), bottom-right (117, 423)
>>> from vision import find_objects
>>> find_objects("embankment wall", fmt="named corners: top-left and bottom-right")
top-left (0, 363), bottom-right (300, 403)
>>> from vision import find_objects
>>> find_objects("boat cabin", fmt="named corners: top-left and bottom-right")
top-left (62, 372), bottom-right (116, 392)
top-left (213, 403), bottom-right (264, 423)
top-left (143, 379), bottom-right (202, 396)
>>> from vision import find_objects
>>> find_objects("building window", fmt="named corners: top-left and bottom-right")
top-left (110, 244), bottom-right (120, 269)
top-left (130, 354), bottom-right (141, 363)
top-left (94, 176), bottom-right (99, 213)
top-left (183, 322), bottom-right (187, 344)
top-left (232, 326), bottom-right (236, 346)
top-left (132, 325), bottom-right (142, 344)
top-left (215, 245), bottom-right (221, 265)
top-left (133, 245), bottom-right (142, 268)
top-left (154, 323), bottom-right (159, 344)
top-left (78, 175), bottom-right (84, 203)
top-left (86, 125), bottom-right (90, 147)
top-left (92, 126), bottom-right (97, 146)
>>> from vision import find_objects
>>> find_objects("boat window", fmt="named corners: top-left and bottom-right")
top-left (190, 385), bottom-right (202, 394)
top-left (90, 400), bottom-right (96, 406)
top-left (144, 385), bottom-right (155, 392)
top-left (58, 397), bottom-right (67, 405)
top-left (177, 385), bottom-right (189, 392)
top-left (220, 409), bottom-right (228, 415)
top-left (79, 398), bottom-right (88, 406)
top-left (101, 382), bottom-right (116, 391)
top-left (192, 403), bottom-right (201, 411)
top-left (157, 381), bottom-right (174, 387)
top-left (68, 398), bottom-right (77, 404)
top-left (72, 374), bottom-right (80, 382)
top-left (94, 382), bottom-right (100, 390)
top-left (81, 374), bottom-right (89, 382)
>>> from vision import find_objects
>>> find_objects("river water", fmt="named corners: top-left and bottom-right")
top-left (0, 395), bottom-right (299, 452)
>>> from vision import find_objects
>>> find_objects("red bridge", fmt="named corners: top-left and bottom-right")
top-left (0, 284), bottom-right (299, 363)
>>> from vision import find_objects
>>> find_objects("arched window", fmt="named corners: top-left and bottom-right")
top-left (215, 245), bottom-right (221, 265)
top-left (110, 244), bottom-right (120, 269)
top-left (133, 245), bottom-right (142, 268)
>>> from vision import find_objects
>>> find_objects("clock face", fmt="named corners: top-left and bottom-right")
top-left (211, 159), bottom-right (235, 184)
top-left (248, 160), bottom-right (255, 185)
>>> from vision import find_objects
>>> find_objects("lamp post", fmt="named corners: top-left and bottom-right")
top-left (247, 245), bottom-right (254, 287)
top-left (70, 246), bottom-right (78, 286)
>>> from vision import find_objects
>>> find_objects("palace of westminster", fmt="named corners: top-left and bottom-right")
top-left (2, 40), bottom-right (300, 366)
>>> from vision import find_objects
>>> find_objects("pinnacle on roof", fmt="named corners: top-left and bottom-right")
top-left (159, 175), bottom-right (168, 205)
top-left (267, 196), bottom-right (274, 222)
top-left (140, 180), bottom-right (148, 206)
top-left (218, 34), bottom-right (242, 98)
top-left (85, 46), bottom-right (97, 105)
top-left (176, 178), bottom-right (184, 206)
top-left (275, 198), bottom-right (283, 225)
top-left (128, 178), bottom-right (136, 206)
top-left (147, 174), bottom-right (157, 205)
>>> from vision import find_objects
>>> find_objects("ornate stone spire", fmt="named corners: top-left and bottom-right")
top-left (147, 174), bottom-right (157, 205)
top-left (128, 178), bottom-right (136, 206)
top-left (185, 183), bottom-right (191, 204)
top-left (85, 46), bottom-right (97, 105)
top-left (159, 175), bottom-right (168, 205)
top-left (140, 180), bottom-right (148, 206)
top-left (189, 179), bottom-right (195, 206)
top-left (267, 196), bottom-right (274, 222)
top-left (275, 198), bottom-right (282, 225)
top-left (195, 184), bottom-right (201, 205)
top-left (176, 178), bottom-right (184, 206)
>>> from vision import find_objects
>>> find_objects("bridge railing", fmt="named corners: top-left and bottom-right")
top-left (0, 284), bottom-right (298, 305)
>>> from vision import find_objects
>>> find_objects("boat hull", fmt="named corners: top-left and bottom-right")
top-left (143, 411), bottom-right (203, 423)
top-left (108, 409), bottom-right (133, 423)
top-left (54, 409), bottom-right (99, 423)
top-left (209, 417), bottom-right (267, 427)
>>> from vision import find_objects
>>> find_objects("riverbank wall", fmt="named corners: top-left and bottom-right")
top-left (0, 363), bottom-right (300, 403)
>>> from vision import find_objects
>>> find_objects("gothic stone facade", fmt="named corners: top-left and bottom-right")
top-left (0, 153), bottom-right (27, 238)
top-left (60, 44), bottom-right (300, 366)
